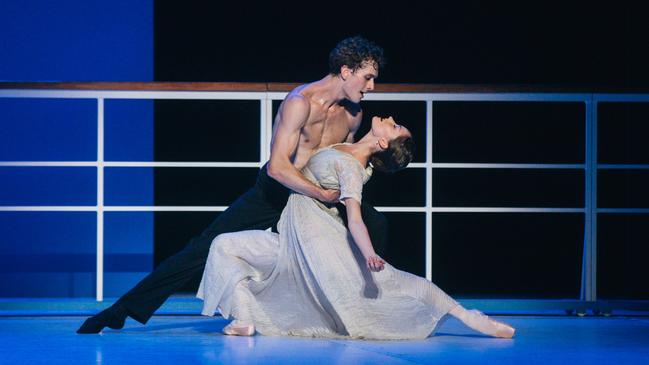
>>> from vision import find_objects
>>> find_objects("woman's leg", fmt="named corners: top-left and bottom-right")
top-left (201, 231), bottom-right (280, 336)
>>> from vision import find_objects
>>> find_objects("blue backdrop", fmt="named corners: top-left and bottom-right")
top-left (0, 1), bottom-right (154, 298)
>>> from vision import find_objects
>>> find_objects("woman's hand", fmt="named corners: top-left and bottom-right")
top-left (366, 255), bottom-right (386, 272)
top-left (343, 198), bottom-right (386, 272)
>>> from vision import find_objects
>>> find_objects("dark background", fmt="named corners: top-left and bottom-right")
top-left (152, 2), bottom-right (649, 298)
top-left (154, 1), bottom-right (648, 87)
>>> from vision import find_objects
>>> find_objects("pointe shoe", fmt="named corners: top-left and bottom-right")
top-left (490, 318), bottom-right (516, 339)
top-left (223, 320), bottom-right (255, 336)
top-left (464, 309), bottom-right (515, 339)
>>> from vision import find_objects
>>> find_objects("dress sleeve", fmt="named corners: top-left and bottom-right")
top-left (334, 158), bottom-right (365, 204)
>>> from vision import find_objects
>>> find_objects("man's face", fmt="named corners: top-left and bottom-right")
top-left (342, 60), bottom-right (378, 103)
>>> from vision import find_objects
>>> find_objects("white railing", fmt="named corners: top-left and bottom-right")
top-left (1, 85), bottom-right (648, 303)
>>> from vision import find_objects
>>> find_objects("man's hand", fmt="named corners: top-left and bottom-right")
top-left (318, 188), bottom-right (341, 204)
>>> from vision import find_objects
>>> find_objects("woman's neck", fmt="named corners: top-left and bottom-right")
top-left (333, 138), bottom-right (380, 167)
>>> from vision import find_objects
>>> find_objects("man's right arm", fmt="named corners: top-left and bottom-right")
top-left (266, 95), bottom-right (339, 203)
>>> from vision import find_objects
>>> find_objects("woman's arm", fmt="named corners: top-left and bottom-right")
top-left (344, 198), bottom-right (386, 271)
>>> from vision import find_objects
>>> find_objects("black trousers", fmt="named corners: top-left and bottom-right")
top-left (117, 164), bottom-right (388, 323)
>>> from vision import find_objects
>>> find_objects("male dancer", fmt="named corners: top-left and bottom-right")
top-left (77, 36), bottom-right (387, 334)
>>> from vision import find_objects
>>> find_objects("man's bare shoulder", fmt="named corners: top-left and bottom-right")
top-left (287, 82), bottom-right (320, 103)
top-left (281, 89), bottom-right (311, 115)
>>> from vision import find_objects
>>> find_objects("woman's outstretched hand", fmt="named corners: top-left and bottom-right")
top-left (366, 255), bottom-right (386, 272)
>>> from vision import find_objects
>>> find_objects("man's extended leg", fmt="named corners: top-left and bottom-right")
top-left (116, 186), bottom-right (283, 323)
top-left (77, 168), bottom-right (288, 333)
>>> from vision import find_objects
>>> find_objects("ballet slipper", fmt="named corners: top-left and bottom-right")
top-left (492, 319), bottom-right (516, 339)
top-left (463, 309), bottom-right (516, 339)
top-left (223, 320), bottom-right (255, 336)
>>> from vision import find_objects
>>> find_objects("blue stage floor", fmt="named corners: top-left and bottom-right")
top-left (1, 315), bottom-right (648, 364)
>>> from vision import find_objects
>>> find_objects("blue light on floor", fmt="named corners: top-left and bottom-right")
top-left (1, 315), bottom-right (647, 364)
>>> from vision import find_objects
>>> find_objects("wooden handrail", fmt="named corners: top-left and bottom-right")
top-left (0, 82), bottom-right (646, 93)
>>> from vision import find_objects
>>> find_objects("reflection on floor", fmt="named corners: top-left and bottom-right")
top-left (1, 315), bottom-right (648, 364)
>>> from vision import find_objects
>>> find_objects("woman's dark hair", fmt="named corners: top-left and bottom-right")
top-left (369, 136), bottom-right (414, 173)
top-left (329, 36), bottom-right (386, 75)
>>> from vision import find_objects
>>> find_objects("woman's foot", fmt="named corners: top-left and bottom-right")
top-left (491, 319), bottom-right (516, 339)
top-left (451, 307), bottom-right (515, 339)
top-left (465, 309), bottom-right (515, 339)
top-left (223, 320), bottom-right (255, 336)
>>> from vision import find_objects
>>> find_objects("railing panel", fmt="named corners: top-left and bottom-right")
top-left (0, 83), bottom-right (646, 310)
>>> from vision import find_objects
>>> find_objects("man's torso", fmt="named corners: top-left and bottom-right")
top-left (273, 83), bottom-right (362, 170)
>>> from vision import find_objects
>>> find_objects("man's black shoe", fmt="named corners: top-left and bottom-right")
top-left (76, 304), bottom-right (127, 334)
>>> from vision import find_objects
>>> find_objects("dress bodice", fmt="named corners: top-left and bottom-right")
top-left (302, 145), bottom-right (373, 203)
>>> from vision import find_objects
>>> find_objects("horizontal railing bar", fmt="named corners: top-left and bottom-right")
top-left (5, 207), bottom-right (643, 214)
top-left (0, 162), bottom-right (98, 167)
top-left (104, 162), bottom-right (262, 168)
top-left (271, 92), bottom-right (596, 102)
top-left (598, 164), bottom-right (649, 169)
top-left (431, 163), bottom-right (585, 169)
top-left (430, 207), bottom-right (585, 213)
top-left (1, 91), bottom-right (646, 103)
top-left (375, 207), bottom-right (427, 212)
top-left (596, 208), bottom-right (649, 213)
top-left (2, 82), bottom-right (647, 94)
top-left (592, 94), bottom-right (649, 102)
top-left (104, 206), bottom-right (229, 212)
top-left (5, 163), bottom-right (645, 170)
top-left (4, 207), bottom-right (646, 214)
top-left (0, 206), bottom-right (587, 213)
top-left (364, 93), bottom-right (592, 102)
top-left (0, 90), bottom-right (267, 100)
top-left (0, 162), bottom-right (425, 168)
top-left (0, 207), bottom-right (98, 211)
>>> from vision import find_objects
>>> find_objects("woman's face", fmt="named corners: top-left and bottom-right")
top-left (371, 116), bottom-right (411, 143)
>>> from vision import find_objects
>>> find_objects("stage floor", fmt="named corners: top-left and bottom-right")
top-left (1, 315), bottom-right (648, 364)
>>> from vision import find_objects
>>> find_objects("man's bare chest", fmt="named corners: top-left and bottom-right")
top-left (302, 114), bottom-right (351, 146)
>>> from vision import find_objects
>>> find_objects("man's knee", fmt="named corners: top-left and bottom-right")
top-left (182, 235), bottom-right (216, 259)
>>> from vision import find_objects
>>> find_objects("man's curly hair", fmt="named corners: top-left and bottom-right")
top-left (329, 36), bottom-right (386, 75)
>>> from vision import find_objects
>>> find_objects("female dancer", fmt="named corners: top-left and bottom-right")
top-left (197, 116), bottom-right (515, 340)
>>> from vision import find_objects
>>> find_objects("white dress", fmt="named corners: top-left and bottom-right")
top-left (197, 146), bottom-right (458, 340)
